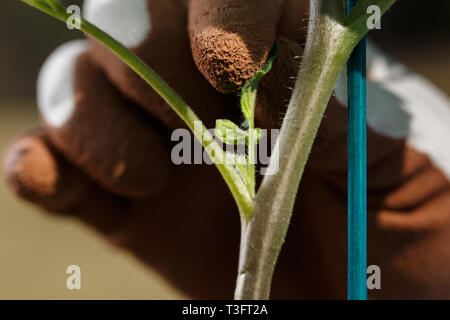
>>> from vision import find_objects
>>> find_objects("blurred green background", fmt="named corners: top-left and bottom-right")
top-left (0, 0), bottom-right (449, 299)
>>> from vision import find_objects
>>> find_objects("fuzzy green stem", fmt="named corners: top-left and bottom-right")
top-left (234, 0), bottom-right (395, 300)
top-left (20, 0), bottom-right (253, 217)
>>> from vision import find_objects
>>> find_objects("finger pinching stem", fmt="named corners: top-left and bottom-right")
top-left (347, 0), bottom-right (368, 300)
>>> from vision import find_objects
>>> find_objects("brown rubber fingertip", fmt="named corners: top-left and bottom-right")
top-left (188, 0), bottom-right (283, 93)
top-left (45, 52), bottom-right (171, 199)
top-left (4, 129), bottom-right (89, 211)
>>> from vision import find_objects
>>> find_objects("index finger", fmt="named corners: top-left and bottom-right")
top-left (188, 0), bottom-right (284, 93)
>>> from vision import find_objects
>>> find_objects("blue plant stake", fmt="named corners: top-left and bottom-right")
top-left (347, 0), bottom-right (368, 300)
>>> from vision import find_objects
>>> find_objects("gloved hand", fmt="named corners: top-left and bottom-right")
top-left (4, 0), bottom-right (450, 299)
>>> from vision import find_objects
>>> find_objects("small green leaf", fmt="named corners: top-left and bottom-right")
top-left (241, 44), bottom-right (280, 121)
top-left (215, 120), bottom-right (249, 145)
top-left (216, 120), bottom-right (267, 146)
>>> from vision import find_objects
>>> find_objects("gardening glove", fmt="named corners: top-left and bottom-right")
top-left (4, 0), bottom-right (450, 299)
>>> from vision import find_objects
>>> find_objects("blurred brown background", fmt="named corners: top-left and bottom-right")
top-left (0, 0), bottom-right (449, 299)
